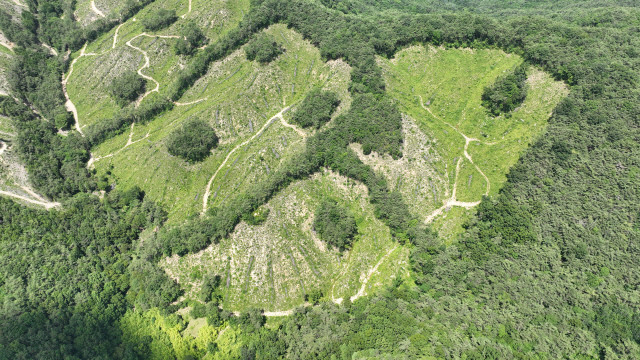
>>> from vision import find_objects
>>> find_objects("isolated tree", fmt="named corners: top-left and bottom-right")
top-left (166, 119), bottom-right (218, 162)
top-left (245, 33), bottom-right (284, 63)
top-left (108, 70), bottom-right (146, 107)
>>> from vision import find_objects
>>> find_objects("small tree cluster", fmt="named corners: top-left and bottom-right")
top-left (166, 119), bottom-right (218, 162)
top-left (291, 88), bottom-right (340, 129)
top-left (141, 9), bottom-right (177, 31)
top-left (314, 199), bottom-right (357, 252)
top-left (244, 33), bottom-right (284, 64)
top-left (108, 70), bottom-right (146, 107)
top-left (481, 63), bottom-right (528, 116)
top-left (174, 21), bottom-right (207, 55)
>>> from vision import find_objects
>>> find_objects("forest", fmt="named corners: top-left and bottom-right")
top-left (0, 0), bottom-right (639, 358)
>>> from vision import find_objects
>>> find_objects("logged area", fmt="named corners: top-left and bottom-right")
top-left (1, 0), bottom-right (639, 358)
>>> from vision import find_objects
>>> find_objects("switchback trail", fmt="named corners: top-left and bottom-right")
top-left (126, 33), bottom-right (181, 106)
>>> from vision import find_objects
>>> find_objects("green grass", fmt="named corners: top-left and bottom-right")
top-left (161, 170), bottom-right (406, 313)
top-left (66, 0), bottom-right (250, 129)
top-left (91, 24), bottom-right (351, 223)
top-left (377, 45), bottom-right (568, 239)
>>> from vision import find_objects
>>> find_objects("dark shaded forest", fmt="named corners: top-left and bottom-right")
top-left (0, 0), bottom-right (639, 358)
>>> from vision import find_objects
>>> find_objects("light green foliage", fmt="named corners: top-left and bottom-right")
top-left (377, 45), bottom-right (568, 238)
top-left (91, 24), bottom-right (351, 223)
top-left (120, 308), bottom-right (227, 359)
top-left (161, 170), bottom-right (409, 312)
top-left (65, 0), bottom-right (250, 129)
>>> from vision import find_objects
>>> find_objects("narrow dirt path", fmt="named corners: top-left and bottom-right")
top-left (181, 0), bottom-right (192, 18)
top-left (0, 189), bottom-right (61, 209)
top-left (62, 43), bottom-right (101, 136)
top-left (279, 114), bottom-right (307, 138)
top-left (173, 98), bottom-right (208, 106)
top-left (0, 141), bottom-right (6, 155)
top-left (202, 106), bottom-right (292, 214)
top-left (113, 24), bottom-right (123, 49)
top-left (0, 40), bottom-right (15, 52)
top-left (87, 124), bottom-right (149, 168)
top-left (91, 0), bottom-right (106, 17)
top-left (349, 244), bottom-right (398, 302)
top-left (126, 33), bottom-right (181, 106)
top-left (41, 43), bottom-right (58, 56)
top-left (418, 95), bottom-right (491, 223)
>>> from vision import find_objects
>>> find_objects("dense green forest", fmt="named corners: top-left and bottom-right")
top-left (0, 0), bottom-right (639, 358)
top-left (481, 63), bottom-right (528, 116)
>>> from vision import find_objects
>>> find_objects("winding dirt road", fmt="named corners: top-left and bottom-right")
top-left (126, 33), bottom-right (181, 106)
top-left (202, 106), bottom-right (292, 214)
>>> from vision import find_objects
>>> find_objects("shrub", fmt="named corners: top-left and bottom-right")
top-left (54, 110), bottom-right (74, 130)
top-left (314, 199), bottom-right (357, 251)
top-left (166, 119), bottom-right (218, 162)
top-left (481, 63), bottom-right (528, 116)
top-left (244, 32), bottom-right (283, 63)
top-left (291, 89), bottom-right (340, 129)
top-left (141, 9), bottom-right (177, 31)
top-left (174, 21), bottom-right (207, 55)
top-left (108, 70), bottom-right (146, 107)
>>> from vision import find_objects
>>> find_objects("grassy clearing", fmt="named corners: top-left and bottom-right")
top-left (66, 0), bottom-right (250, 129)
top-left (377, 45), bottom-right (568, 239)
top-left (161, 170), bottom-right (405, 312)
top-left (91, 24), bottom-right (351, 223)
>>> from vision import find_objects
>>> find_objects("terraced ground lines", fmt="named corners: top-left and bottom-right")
top-left (418, 95), bottom-right (491, 223)
top-left (173, 98), bottom-right (208, 106)
top-left (202, 106), bottom-right (292, 214)
top-left (350, 245), bottom-right (399, 302)
top-left (87, 122), bottom-right (150, 168)
top-left (126, 33), bottom-right (181, 106)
